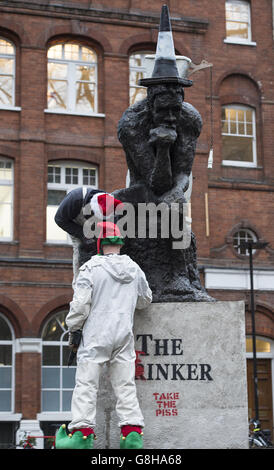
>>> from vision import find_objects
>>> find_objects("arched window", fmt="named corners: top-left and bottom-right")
top-left (0, 313), bottom-right (15, 412)
top-left (246, 337), bottom-right (271, 354)
top-left (129, 52), bottom-right (152, 105)
top-left (0, 38), bottom-right (15, 108)
top-left (41, 310), bottom-right (75, 412)
top-left (232, 228), bottom-right (257, 256)
top-left (225, 0), bottom-right (253, 44)
top-left (221, 104), bottom-right (257, 167)
top-left (0, 157), bottom-right (13, 240)
top-left (46, 160), bottom-right (98, 243)
top-left (47, 42), bottom-right (98, 115)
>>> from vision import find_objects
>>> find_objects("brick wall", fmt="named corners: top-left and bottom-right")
top-left (15, 353), bottom-right (41, 418)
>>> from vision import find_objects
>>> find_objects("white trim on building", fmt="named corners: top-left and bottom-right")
top-left (205, 268), bottom-right (274, 291)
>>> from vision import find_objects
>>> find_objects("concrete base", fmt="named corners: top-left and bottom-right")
top-left (94, 301), bottom-right (249, 449)
top-left (16, 419), bottom-right (44, 449)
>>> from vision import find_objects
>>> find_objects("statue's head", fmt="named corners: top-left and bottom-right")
top-left (147, 84), bottom-right (184, 130)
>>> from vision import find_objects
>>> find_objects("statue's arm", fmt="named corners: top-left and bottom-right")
top-left (158, 104), bottom-right (201, 205)
top-left (148, 126), bottom-right (177, 195)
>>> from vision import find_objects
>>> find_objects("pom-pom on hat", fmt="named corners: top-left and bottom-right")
top-left (97, 221), bottom-right (124, 254)
top-left (90, 193), bottom-right (124, 219)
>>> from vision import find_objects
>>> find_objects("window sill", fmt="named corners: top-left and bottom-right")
top-left (44, 109), bottom-right (105, 118)
top-left (44, 241), bottom-right (71, 246)
top-left (224, 38), bottom-right (257, 47)
top-left (0, 106), bottom-right (21, 112)
top-left (37, 412), bottom-right (72, 421)
top-left (222, 161), bottom-right (257, 168)
top-left (0, 412), bottom-right (22, 421)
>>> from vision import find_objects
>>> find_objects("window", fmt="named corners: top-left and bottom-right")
top-left (129, 53), bottom-right (150, 105)
top-left (0, 314), bottom-right (15, 412)
top-left (41, 310), bottom-right (76, 412)
top-left (225, 0), bottom-right (253, 44)
top-left (47, 43), bottom-right (97, 115)
top-left (0, 39), bottom-right (15, 108)
top-left (0, 157), bottom-right (13, 240)
top-left (246, 338), bottom-right (271, 353)
top-left (233, 228), bottom-right (257, 256)
top-left (47, 161), bottom-right (98, 243)
top-left (221, 105), bottom-right (257, 166)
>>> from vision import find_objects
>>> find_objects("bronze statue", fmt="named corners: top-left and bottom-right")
top-left (113, 5), bottom-right (213, 302)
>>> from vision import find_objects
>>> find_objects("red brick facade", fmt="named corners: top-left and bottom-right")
top-left (0, 0), bottom-right (273, 444)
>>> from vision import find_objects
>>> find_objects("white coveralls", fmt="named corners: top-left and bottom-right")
top-left (66, 253), bottom-right (152, 431)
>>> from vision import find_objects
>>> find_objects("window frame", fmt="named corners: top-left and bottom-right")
top-left (224, 0), bottom-right (256, 46)
top-left (129, 51), bottom-right (152, 106)
top-left (0, 313), bottom-right (15, 414)
top-left (46, 43), bottom-right (103, 117)
top-left (221, 104), bottom-right (257, 168)
top-left (46, 160), bottom-right (98, 244)
top-left (232, 228), bottom-right (257, 257)
top-left (246, 336), bottom-right (274, 359)
top-left (0, 38), bottom-right (16, 110)
top-left (0, 157), bottom-right (14, 241)
top-left (41, 310), bottom-right (76, 414)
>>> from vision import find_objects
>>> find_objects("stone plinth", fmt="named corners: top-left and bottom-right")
top-left (94, 301), bottom-right (248, 449)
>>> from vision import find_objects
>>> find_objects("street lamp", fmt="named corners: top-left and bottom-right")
top-left (239, 240), bottom-right (269, 422)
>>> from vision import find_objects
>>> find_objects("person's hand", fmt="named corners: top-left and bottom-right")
top-left (68, 332), bottom-right (77, 351)
top-left (68, 330), bottom-right (82, 352)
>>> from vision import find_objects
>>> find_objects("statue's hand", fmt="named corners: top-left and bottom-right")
top-left (159, 187), bottom-right (186, 208)
top-left (149, 126), bottom-right (177, 146)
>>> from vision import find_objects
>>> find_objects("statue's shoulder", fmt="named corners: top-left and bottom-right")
top-left (182, 101), bottom-right (201, 119)
top-left (181, 101), bottom-right (202, 133)
top-left (118, 99), bottom-right (149, 140)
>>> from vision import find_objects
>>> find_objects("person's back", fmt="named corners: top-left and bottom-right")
top-left (88, 253), bottom-right (149, 315)
top-left (71, 253), bottom-right (152, 363)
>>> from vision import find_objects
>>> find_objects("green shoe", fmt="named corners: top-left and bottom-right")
top-left (55, 424), bottom-right (94, 449)
top-left (120, 431), bottom-right (144, 449)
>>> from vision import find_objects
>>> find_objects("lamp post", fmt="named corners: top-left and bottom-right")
top-left (240, 240), bottom-right (268, 422)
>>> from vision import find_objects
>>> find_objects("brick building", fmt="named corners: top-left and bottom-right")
top-left (0, 0), bottom-right (273, 447)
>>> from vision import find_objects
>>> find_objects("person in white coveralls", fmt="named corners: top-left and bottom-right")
top-left (55, 221), bottom-right (152, 449)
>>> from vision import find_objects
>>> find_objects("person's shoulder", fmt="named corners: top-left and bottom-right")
top-left (120, 254), bottom-right (134, 263)
top-left (79, 255), bottom-right (102, 271)
top-left (120, 255), bottom-right (143, 271)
